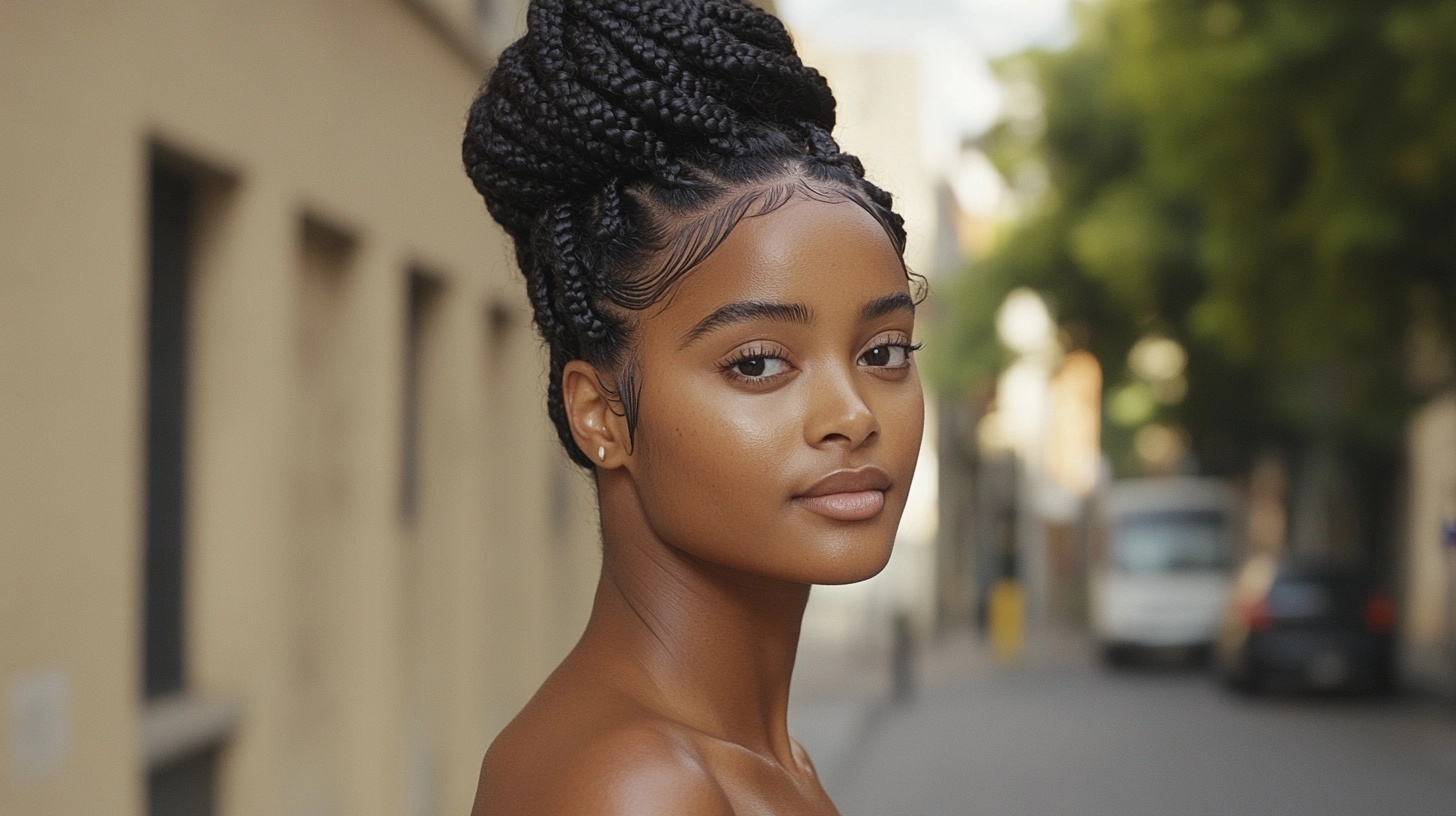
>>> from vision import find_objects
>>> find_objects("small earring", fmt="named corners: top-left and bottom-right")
top-left (597, 446), bottom-right (607, 462)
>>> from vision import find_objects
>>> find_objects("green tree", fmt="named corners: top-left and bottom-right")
top-left (939, 0), bottom-right (1456, 556)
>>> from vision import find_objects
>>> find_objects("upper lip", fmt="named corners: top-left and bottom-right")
top-left (796, 466), bottom-right (892, 498)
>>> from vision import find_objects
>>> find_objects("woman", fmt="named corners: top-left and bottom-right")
top-left (461, 1), bottom-right (923, 812)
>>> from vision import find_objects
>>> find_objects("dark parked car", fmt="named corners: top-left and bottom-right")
top-left (1215, 556), bottom-right (1397, 694)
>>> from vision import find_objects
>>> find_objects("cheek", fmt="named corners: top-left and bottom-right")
top-left (892, 380), bottom-right (927, 465)
top-left (624, 368), bottom-right (924, 581)
top-left (631, 384), bottom-right (802, 546)
top-left (866, 377), bottom-right (926, 521)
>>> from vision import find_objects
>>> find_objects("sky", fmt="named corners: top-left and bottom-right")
top-left (778, 0), bottom-right (1075, 57)
top-left (779, 0), bottom-right (1076, 169)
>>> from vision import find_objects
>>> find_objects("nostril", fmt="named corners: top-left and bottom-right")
top-left (803, 370), bottom-right (880, 447)
top-left (813, 408), bottom-right (878, 449)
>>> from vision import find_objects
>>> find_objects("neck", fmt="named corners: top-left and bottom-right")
top-left (577, 472), bottom-right (811, 764)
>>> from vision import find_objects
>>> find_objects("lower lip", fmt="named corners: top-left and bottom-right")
top-left (793, 490), bottom-right (886, 522)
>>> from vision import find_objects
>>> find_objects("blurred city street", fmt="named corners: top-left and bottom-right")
top-left (7, 2), bottom-right (1456, 814)
top-left (792, 600), bottom-right (1456, 816)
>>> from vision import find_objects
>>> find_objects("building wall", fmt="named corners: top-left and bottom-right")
top-left (1401, 390), bottom-right (1456, 696)
top-left (789, 40), bottom-right (936, 280)
top-left (0, 2), bottom-right (601, 815)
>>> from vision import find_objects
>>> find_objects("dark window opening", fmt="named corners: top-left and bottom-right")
top-left (401, 272), bottom-right (442, 525)
top-left (144, 160), bottom-right (196, 701)
top-left (148, 749), bottom-right (218, 816)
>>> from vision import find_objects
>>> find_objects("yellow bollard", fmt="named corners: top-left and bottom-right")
top-left (988, 578), bottom-right (1025, 664)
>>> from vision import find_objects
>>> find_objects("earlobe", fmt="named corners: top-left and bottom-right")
top-left (561, 359), bottom-right (624, 467)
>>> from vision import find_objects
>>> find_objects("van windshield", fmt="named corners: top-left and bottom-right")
top-left (1113, 510), bottom-right (1230, 574)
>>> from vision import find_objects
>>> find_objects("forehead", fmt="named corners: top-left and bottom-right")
top-left (648, 197), bottom-right (908, 327)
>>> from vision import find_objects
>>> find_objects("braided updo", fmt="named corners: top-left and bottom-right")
top-left (462, 0), bottom-right (909, 469)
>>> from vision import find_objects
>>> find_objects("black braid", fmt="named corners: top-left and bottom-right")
top-left (550, 202), bottom-right (600, 341)
top-left (462, 0), bottom-right (910, 469)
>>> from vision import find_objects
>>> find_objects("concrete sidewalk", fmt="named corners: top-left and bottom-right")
top-left (790, 625), bottom-right (1071, 790)
top-left (792, 626), bottom-right (1456, 816)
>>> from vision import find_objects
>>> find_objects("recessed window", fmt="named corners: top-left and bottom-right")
top-left (401, 272), bottom-right (443, 526)
top-left (143, 150), bottom-right (231, 816)
top-left (147, 749), bottom-right (218, 816)
top-left (143, 159), bottom-right (194, 702)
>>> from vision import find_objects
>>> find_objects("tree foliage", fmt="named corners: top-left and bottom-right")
top-left (939, 0), bottom-right (1456, 476)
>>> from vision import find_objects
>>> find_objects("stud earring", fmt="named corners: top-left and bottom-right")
top-left (597, 446), bottom-right (606, 463)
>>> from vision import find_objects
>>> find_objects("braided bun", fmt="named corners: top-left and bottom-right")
top-left (462, 0), bottom-right (908, 468)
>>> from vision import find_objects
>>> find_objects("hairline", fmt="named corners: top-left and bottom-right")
top-left (622, 176), bottom-right (906, 318)
top-left (593, 173), bottom-right (914, 461)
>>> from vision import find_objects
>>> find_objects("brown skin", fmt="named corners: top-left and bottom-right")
top-left (473, 197), bottom-right (924, 815)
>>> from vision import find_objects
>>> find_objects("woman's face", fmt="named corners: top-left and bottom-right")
top-left (620, 196), bottom-right (924, 585)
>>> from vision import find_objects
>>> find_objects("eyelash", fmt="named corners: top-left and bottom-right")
top-left (719, 343), bottom-right (789, 383)
top-left (863, 340), bottom-right (924, 370)
top-left (716, 337), bottom-right (922, 384)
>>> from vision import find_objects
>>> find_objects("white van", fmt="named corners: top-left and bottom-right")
top-left (1090, 477), bottom-right (1237, 664)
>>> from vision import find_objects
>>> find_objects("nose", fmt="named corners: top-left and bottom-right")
top-left (804, 364), bottom-right (879, 450)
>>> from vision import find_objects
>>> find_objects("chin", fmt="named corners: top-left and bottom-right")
top-left (804, 533), bottom-right (897, 586)
top-left (813, 562), bottom-right (890, 586)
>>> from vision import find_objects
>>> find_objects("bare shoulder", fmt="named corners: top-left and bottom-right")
top-left (474, 711), bottom-right (734, 816)
top-left (556, 724), bottom-right (735, 814)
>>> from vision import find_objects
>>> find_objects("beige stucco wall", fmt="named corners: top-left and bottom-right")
top-left (0, 2), bottom-right (600, 815)
top-left (789, 39), bottom-right (936, 280)
top-left (1402, 391), bottom-right (1456, 695)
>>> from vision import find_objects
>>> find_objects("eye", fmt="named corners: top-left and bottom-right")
top-left (731, 355), bottom-right (788, 379)
top-left (859, 340), bottom-right (920, 368)
top-left (719, 343), bottom-right (794, 384)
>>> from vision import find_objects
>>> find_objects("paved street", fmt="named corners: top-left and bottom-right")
top-left (791, 627), bottom-right (1456, 816)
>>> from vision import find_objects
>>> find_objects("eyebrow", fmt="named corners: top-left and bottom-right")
top-left (679, 292), bottom-right (916, 349)
top-left (680, 300), bottom-right (813, 348)
top-left (860, 292), bottom-right (916, 323)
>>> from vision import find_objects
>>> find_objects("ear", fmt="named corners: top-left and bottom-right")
top-left (561, 359), bottom-right (628, 468)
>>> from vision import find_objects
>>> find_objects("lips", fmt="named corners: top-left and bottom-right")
top-left (793, 467), bottom-right (892, 522)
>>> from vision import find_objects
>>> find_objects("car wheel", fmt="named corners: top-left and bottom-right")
top-left (1369, 663), bottom-right (1397, 697)
top-left (1101, 643), bottom-right (1133, 669)
top-left (1222, 651), bottom-right (1260, 695)
top-left (1188, 644), bottom-right (1214, 668)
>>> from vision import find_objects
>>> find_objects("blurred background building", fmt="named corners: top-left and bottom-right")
top-left (1, 2), bottom-right (610, 814)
